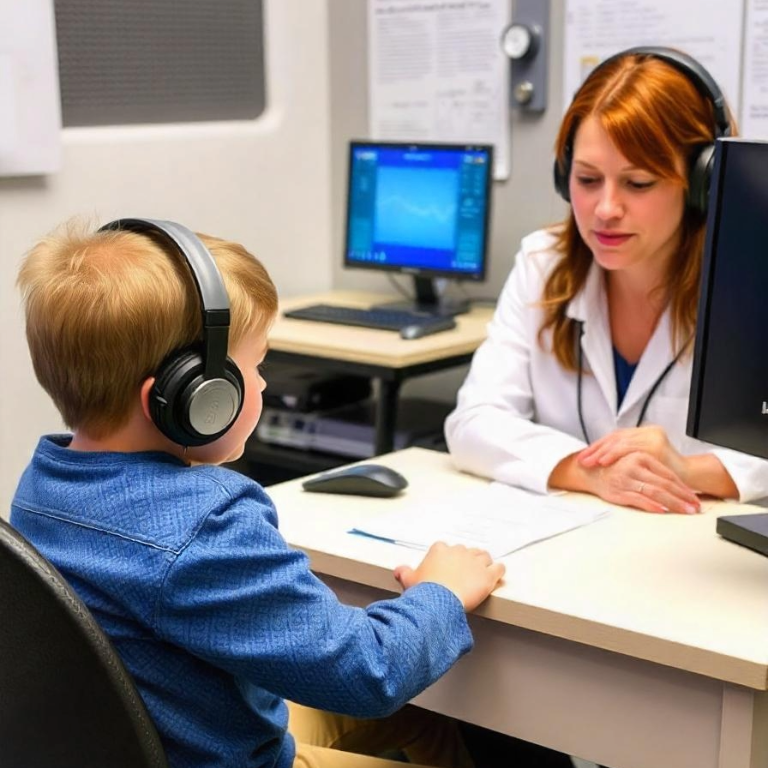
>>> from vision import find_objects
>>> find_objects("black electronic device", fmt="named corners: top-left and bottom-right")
top-left (716, 514), bottom-right (768, 558)
top-left (302, 464), bottom-right (408, 498)
top-left (553, 46), bottom-right (731, 215)
top-left (687, 138), bottom-right (768, 558)
top-left (98, 218), bottom-right (243, 447)
top-left (256, 397), bottom-right (453, 458)
top-left (343, 140), bottom-right (493, 317)
top-left (284, 304), bottom-right (456, 335)
top-left (262, 363), bottom-right (370, 413)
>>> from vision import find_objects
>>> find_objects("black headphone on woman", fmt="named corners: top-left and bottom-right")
top-left (553, 46), bottom-right (732, 216)
top-left (99, 218), bottom-right (244, 447)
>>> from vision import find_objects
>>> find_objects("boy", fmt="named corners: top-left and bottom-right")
top-left (11, 218), bottom-right (505, 768)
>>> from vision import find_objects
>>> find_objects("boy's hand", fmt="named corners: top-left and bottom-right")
top-left (394, 541), bottom-right (505, 611)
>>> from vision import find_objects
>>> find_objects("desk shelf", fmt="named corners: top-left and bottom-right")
top-left (244, 436), bottom-right (350, 485)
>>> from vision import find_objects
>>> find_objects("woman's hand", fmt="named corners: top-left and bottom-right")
top-left (585, 452), bottom-right (701, 514)
top-left (578, 425), bottom-right (686, 478)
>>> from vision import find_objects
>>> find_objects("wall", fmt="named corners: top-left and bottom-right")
top-left (0, 1), bottom-right (336, 514)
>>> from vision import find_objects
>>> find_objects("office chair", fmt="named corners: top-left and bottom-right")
top-left (0, 518), bottom-right (168, 768)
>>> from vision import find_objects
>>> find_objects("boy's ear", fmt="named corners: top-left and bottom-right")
top-left (139, 378), bottom-right (156, 424)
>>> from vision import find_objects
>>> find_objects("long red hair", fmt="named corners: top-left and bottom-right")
top-left (541, 52), bottom-right (732, 370)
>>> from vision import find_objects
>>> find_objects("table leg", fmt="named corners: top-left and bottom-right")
top-left (374, 379), bottom-right (402, 455)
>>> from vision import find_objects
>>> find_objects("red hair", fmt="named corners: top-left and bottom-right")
top-left (541, 52), bottom-right (732, 369)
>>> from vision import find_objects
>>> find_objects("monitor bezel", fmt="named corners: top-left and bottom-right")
top-left (686, 139), bottom-right (727, 441)
top-left (343, 139), bottom-right (494, 283)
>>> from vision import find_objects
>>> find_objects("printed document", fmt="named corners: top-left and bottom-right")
top-left (368, 0), bottom-right (510, 179)
top-left (350, 483), bottom-right (610, 559)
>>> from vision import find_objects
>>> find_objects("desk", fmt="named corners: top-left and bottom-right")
top-left (266, 291), bottom-right (493, 454)
top-left (269, 448), bottom-right (768, 768)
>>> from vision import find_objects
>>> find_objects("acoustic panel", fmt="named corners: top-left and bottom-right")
top-left (55, 0), bottom-right (265, 126)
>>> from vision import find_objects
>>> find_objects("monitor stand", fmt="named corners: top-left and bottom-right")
top-left (373, 276), bottom-right (470, 317)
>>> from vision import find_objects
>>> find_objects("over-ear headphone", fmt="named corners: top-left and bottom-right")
top-left (553, 46), bottom-right (731, 215)
top-left (98, 218), bottom-right (244, 447)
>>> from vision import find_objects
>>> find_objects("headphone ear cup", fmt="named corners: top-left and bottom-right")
top-left (687, 142), bottom-right (715, 217)
top-left (150, 350), bottom-right (244, 447)
top-left (553, 155), bottom-right (571, 202)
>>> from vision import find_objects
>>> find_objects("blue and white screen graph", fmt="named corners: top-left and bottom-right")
top-left (345, 142), bottom-right (492, 279)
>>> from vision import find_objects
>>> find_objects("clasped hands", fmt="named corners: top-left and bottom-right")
top-left (577, 425), bottom-right (701, 515)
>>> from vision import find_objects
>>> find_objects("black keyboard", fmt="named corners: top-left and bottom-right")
top-left (284, 303), bottom-right (449, 332)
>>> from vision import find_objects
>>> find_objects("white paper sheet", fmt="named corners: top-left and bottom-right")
top-left (350, 483), bottom-right (610, 559)
top-left (743, 0), bottom-right (768, 137)
top-left (563, 0), bottom-right (743, 117)
top-left (0, 0), bottom-right (61, 175)
top-left (368, 0), bottom-right (510, 180)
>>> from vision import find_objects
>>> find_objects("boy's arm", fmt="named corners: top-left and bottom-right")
top-left (155, 485), bottom-right (473, 719)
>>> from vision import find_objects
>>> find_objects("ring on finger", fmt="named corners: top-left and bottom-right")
top-left (637, 481), bottom-right (645, 494)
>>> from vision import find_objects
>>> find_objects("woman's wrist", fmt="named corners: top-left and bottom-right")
top-left (679, 454), bottom-right (738, 499)
top-left (549, 452), bottom-right (597, 495)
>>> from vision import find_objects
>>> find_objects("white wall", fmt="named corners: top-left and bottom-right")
top-left (0, 1), bottom-right (336, 514)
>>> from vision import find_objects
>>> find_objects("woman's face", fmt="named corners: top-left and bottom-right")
top-left (569, 115), bottom-right (686, 280)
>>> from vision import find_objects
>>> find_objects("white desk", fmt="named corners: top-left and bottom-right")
top-left (266, 291), bottom-right (493, 454)
top-left (269, 448), bottom-right (768, 768)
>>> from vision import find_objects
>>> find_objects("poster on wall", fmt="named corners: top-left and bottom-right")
top-left (0, 0), bottom-right (61, 176)
top-left (368, 0), bottom-right (511, 180)
top-left (742, 0), bottom-right (768, 138)
top-left (562, 0), bottom-right (743, 119)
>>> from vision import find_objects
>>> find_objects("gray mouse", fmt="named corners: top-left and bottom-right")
top-left (302, 464), bottom-right (408, 498)
top-left (399, 317), bottom-right (457, 340)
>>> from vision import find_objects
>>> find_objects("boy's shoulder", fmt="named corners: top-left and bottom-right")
top-left (14, 436), bottom-right (276, 554)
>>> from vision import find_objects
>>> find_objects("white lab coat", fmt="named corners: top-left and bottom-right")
top-left (445, 228), bottom-right (768, 501)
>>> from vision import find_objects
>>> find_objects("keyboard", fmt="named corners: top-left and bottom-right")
top-left (284, 303), bottom-right (450, 332)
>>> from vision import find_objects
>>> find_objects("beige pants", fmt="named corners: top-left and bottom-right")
top-left (289, 701), bottom-right (475, 768)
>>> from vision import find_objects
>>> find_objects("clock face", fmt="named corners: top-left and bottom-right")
top-left (501, 23), bottom-right (534, 60)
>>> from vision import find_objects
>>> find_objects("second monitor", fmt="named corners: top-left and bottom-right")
top-left (345, 140), bottom-right (493, 316)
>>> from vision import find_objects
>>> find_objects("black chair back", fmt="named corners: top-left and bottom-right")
top-left (0, 518), bottom-right (168, 768)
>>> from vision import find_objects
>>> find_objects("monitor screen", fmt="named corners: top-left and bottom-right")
top-left (687, 138), bottom-right (768, 459)
top-left (344, 141), bottom-right (493, 315)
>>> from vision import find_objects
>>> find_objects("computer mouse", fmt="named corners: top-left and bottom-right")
top-left (302, 464), bottom-right (408, 498)
top-left (399, 317), bottom-right (457, 340)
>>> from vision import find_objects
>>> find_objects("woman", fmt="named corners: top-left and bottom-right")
top-left (446, 47), bottom-right (768, 512)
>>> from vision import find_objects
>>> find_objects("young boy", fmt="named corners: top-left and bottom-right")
top-left (11, 218), bottom-right (505, 768)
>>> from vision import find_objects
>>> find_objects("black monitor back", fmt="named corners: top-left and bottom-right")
top-left (688, 138), bottom-right (768, 458)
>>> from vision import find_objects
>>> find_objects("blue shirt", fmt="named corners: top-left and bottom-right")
top-left (11, 435), bottom-right (472, 768)
top-left (613, 347), bottom-right (638, 409)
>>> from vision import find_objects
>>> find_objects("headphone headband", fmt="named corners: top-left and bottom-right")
top-left (98, 218), bottom-right (230, 379)
top-left (592, 46), bottom-right (731, 138)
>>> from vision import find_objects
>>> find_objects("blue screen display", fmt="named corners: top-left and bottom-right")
top-left (345, 143), bottom-right (492, 278)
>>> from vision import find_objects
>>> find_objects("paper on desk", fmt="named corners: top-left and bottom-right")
top-left (349, 483), bottom-right (610, 559)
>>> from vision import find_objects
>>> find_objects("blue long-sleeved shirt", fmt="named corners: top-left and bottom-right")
top-left (11, 435), bottom-right (473, 768)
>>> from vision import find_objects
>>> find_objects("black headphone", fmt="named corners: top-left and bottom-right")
top-left (553, 46), bottom-right (731, 215)
top-left (98, 218), bottom-right (244, 447)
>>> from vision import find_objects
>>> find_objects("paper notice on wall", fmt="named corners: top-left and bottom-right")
top-left (743, 0), bottom-right (768, 137)
top-left (368, 0), bottom-right (510, 180)
top-left (563, 0), bottom-right (743, 118)
top-left (0, 0), bottom-right (61, 175)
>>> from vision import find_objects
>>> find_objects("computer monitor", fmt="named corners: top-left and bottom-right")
top-left (687, 137), bottom-right (768, 558)
top-left (344, 140), bottom-right (493, 316)
top-left (687, 137), bottom-right (768, 459)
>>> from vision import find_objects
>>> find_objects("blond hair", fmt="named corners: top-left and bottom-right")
top-left (18, 219), bottom-right (278, 437)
